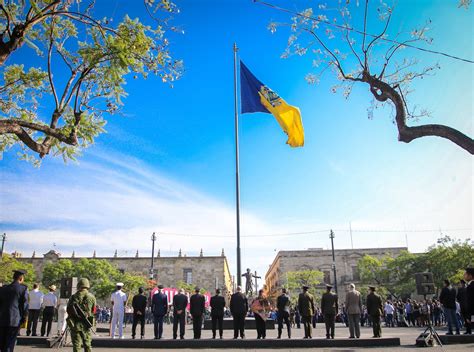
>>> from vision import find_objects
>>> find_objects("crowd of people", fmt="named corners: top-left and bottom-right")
top-left (0, 267), bottom-right (473, 352)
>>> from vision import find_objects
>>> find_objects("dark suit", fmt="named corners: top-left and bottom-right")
top-left (0, 281), bottom-right (28, 352)
top-left (210, 295), bottom-right (225, 338)
top-left (457, 285), bottom-right (471, 334)
top-left (466, 281), bottom-right (474, 334)
top-left (230, 292), bottom-right (248, 338)
top-left (276, 293), bottom-right (291, 338)
top-left (172, 293), bottom-right (188, 339)
top-left (321, 292), bottom-right (338, 338)
top-left (131, 294), bottom-right (147, 338)
top-left (190, 293), bottom-right (205, 339)
top-left (367, 292), bottom-right (383, 337)
top-left (151, 291), bottom-right (168, 339)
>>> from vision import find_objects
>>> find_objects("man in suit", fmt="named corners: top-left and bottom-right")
top-left (439, 279), bottom-right (460, 335)
top-left (0, 270), bottom-right (29, 352)
top-left (457, 280), bottom-right (469, 334)
top-left (463, 268), bottom-right (474, 335)
top-left (366, 286), bottom-right (383, 338)
top-left (210, 288), bottom-right (225, 339)
top-left (172, 288), bottom-right (188, 339)
top-left (321, 284), bottom-right (338, 339)
top-left (151, 285), bottom-right (168, 339)
top-left (131, 287), bottom-right (147, 339)
top-left (190, 287), bottom-right (205, 339)
top-left (345, 283), bottom-right (362, 338)
top-left (276, 288), bottom-right (291, 339)
top-left (298, 285), bottom-right (315, 339)
top-left (230, 286), bottom-right (248, 339)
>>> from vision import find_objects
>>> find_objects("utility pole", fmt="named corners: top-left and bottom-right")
top-left (0, 233), bottom-right (6, 261)
top-left (329, 230), bottom-right (338, 294)
top-left (150, 232), bottom-right (157, 280)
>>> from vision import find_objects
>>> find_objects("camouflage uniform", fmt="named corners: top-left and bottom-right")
top-left (67, 279), bottom-right (96, 352)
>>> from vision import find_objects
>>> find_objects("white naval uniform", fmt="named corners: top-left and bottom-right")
top-left (110, 290), bottom-right (127, 338)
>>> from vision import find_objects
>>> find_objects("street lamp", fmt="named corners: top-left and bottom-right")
top-left (150, 232), bottom-right (157, 280)
top-left (0, 233), bottom-right (6, 261)
top-left (329, 230), bottom-right (338, 294)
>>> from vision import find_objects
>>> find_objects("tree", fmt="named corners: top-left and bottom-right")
top-left (284, 269), bottom-right (323, 304)
top-left (0, 0), bottom-right (183, 163)
top-left (41, 258), bottom-right (146, 300)
top-left (0, 254), bottom-right (36, 287)
top-left (176, 280), bottom-right (208, 294)
top-left (265, 0), bottom-right (473, 154)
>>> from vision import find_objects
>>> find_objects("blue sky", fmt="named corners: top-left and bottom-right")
top-left (1, 0), bottom-right (472, 280)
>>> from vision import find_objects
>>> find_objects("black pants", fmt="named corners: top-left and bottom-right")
top-left (255, 314), bottom-right (266, 339)
top-left (233, 314), bottom-right (246, 338)
top-left (40, 306), bottom-right (55, 337)
top-left (132, 313), bottom-right (145, 338)
top-left (211, 315), bottom-right (223, 338)
top-left (324, 314), bottom-right (336, 338)
top-left (371, 315), bottom-right (382, 337)
top-left (0, 326), bottom-right (20, 352)
top-left (173, 313), bottom-right (186, 339)
top-left (277, 311), bottom-right (291, 338)
top-left (192, 315), bottom-right (203, 339)
top-left (153, 315), bottom-right (164, 338)
top-left (302, 315), bottom-right (312, 338)
top-left (461, 310), bottom-right (471, 334)
top-left (26, 309), bottom-right (40, 336)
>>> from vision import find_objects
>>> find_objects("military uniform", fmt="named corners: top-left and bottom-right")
top-left (67, 278), bottom-right (96, 352)
top-left (366, 287), bottom-right (383, 338)
top-left (321, 286), bottom-right (338, 339)
top-left (298, 288), bottom-right (315, 338)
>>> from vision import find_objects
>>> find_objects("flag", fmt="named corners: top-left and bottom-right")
top-left (240, 61), bottom-right (304, 147)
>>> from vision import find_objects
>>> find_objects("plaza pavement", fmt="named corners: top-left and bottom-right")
top-left (15, 322), bottom-right (474, 351)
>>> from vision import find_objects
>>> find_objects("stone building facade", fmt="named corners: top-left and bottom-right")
top-left (16, 249), bottom-right (233, 296)
top-left (265, 247), bottom-right (407, 297)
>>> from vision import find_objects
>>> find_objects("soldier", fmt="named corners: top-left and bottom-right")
top-left (298, 285), bottom-right (315, 339)
top-left (172, 288), bottom-right (188, 339)
top-left (190, 287), bottom-right (205, 339)
top-left (230, 286), bottom-right (248, 339)
top-left (276, 288), bottom-right (291, 339)
top-left (321, 284), bottom-right (338, 339)
top-left (151, 285), bottom-right (168, 339)
top-left (110, 283), bottom-right (127, 339)
top-left (210, 288), bottom-right (225, 339)
top-left (0, 269), bottom-right (29, 352)
top-left (66, 278), bottom-right (96, 352)
top-left (366, 286), bottom-right (383, 338)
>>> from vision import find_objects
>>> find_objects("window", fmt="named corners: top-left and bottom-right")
top-left (183, 269), bottom-right (192, 284)
top-left (352, 266), bottom-right (360, 281)
top-left (323, 271), bottom-right (331, 284)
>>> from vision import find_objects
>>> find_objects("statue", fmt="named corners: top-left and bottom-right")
top-left (242, 268), bottom-right (261, 296)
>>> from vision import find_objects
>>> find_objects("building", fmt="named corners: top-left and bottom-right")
top-left (265, 247), bottom-right (407, 297)
top-left (16, 248), bottom-right (233, 296)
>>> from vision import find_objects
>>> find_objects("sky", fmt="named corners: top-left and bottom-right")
top-left (0, 0), bottom-right (472, 283)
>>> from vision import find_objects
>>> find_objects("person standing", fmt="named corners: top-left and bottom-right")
top-left (110, 283), bottom-right (127, 339)
top-left (0, 269), bottom-right (29, 352)
top-left (66, 278), bottom-right (96, 352)
top-left (40, 285), bottom-right (57, 337)
top-left (26, 283), bottom-right (43, 336)
top-left (172, 288), bottom-right (188, 339)
top-left (345, 283), bottom-right (362, 338)
top-left (366, 286), bottom-right (383, 338)
top-left (210, 288), bottom-right (225, 339)
top-left (230, 286), bottom-right (248, 339)
top-left (457, 280), bottom-right (471, 334)
top-left (439, 279), bottom-right (460, 335)
top-left (151, 285), bottom-right (168, 339)
top-left (276, 288), bottom-right (291, 339)
top-left (251, 289), bottom-right (270, 339)
top-left (190, 287), bottom-right (205, 339)
top-left (131, 287), bottom-right (147, 339)
top-left (384, 300), bottom-right (395, 327)
top-left (298, 285), bottom-right (315, 339)
top-left (463, 268), bottom-right (474, 335)
top-left (321, 284), bottom-right (338, 339)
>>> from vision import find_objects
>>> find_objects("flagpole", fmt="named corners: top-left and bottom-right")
top-left (233, 43), bottom-right (242, 288)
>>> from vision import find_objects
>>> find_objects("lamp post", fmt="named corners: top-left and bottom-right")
top-left (329, 230), bottom-right (338, 294)
top-left (0, 233), bottom-right (6, 261)
top-left (150, 232), bottom-right (157, 280)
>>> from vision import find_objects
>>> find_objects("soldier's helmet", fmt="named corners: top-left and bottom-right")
top-left (77, 278), bottom-right (90, 289)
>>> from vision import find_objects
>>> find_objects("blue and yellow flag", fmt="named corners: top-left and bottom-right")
top-left (240, 61), bottom-right (304, 147)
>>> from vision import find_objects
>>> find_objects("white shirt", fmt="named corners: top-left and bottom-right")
top-left (29, 289), bottom-right (44, 310)
top-left (111, 290), bottom-right (127, 312)
top-left (43, 292), bottom-right (58, 307)
top-left (384, 303), bottom-right (394, 315)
